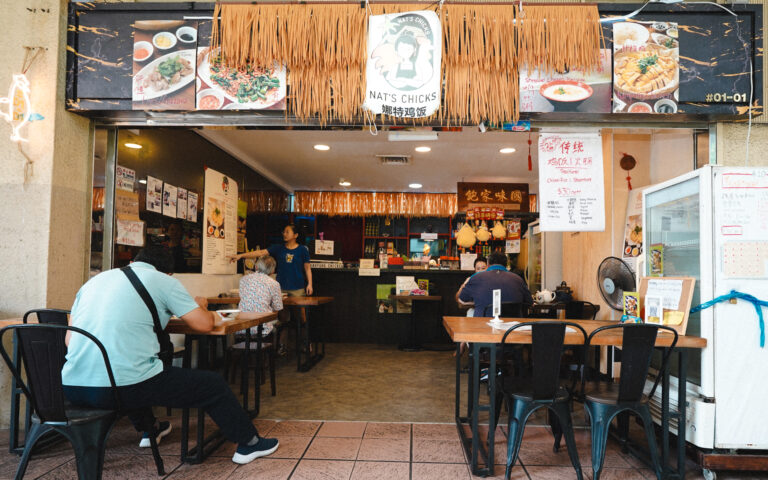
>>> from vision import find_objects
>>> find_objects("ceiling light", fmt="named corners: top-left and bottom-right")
top-left (339, 180), bottom-right (351, 187)
top-left (414, 146), bottom-right (431, 153)
top-left (499, 147), bottom-right (516, 154)
top-left (138, 179), bottom-right (147, 184)
top-left (409, 183), bottom-right (422, 189)
top-left (124, 142), bottom-right (142, 149)
top-left (314, 144), bottom-right (330, 151)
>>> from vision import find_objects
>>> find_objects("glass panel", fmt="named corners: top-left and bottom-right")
top-left (645, 175), bottom-right (702, 386)
top-left (89, 128), bottom-right (108, 278)
top-left (528, 227), bottom-right (542, 292)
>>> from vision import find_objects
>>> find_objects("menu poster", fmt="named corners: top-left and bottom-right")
top-left (520, 49), bottom-right (612, 113)
top-left (622, 188), bottom-right (646, 258)
top-left (195, 21), bottom-right (286, 111)
top-left (612, 21), bottom-right (679, 114)
top-left (187, 191), bottom-right (198, 222)
top-left (116, 165), bottom-right (136, 192)
top-left (177, 188), bottom-right (188, 220)
top-left (146, 176), bottom-right (163, 213)
top-left (163, 183), bottom-right (178, 218)
top-left (116, 219), bottom-right (145, 247)
top-left (202, 168), bottom-right (238, 274)
top-left (132, 20), bottom-right (198, 110)
top-left (538, 132), bottom-right (605, 232)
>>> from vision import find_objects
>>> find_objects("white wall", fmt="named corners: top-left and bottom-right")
top-left (174, 274), bottom-right (242, 298)
top-left (650, 130), bottom-right (695, 184)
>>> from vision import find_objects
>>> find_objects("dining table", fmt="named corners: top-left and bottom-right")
top-left (207, 296), bottom-right (334, 372)
top-left (442, 316), bottom-right (707, 478)
top-left (166, 311), bottom-right (277, 464)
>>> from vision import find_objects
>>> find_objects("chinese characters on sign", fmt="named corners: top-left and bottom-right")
top-left (538, 133), bottom-right (605, 232)
top-left (364, 11), bottom-right (442, 119)
top-left (457, 182), bottom-right (529, 212)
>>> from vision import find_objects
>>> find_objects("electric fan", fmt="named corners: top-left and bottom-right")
top-left (596, 256), bottom-right (636, 311)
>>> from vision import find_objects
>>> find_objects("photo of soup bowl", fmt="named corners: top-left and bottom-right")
top-left (539, 80), bottom-right (594, 111)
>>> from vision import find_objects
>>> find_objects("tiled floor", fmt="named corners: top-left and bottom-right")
top-left (0, 418), bottom-right (725, 480)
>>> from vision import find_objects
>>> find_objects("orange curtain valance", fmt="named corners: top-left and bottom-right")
top-left (243, 190), bottom-right (289, 213)
top-left (294, 191), bottom-right (457, 217)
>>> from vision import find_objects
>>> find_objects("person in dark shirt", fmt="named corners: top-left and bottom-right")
top-left (458, 251), bottom-right (533, 317)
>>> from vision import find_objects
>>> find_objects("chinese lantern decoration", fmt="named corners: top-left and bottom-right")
top-left (620, 153), bottom-right (637, 190)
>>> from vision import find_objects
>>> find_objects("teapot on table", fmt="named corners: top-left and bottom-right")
top-left (534, 289), bottom-right (556, 304)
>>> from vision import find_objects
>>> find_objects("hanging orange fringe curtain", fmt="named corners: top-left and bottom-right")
top-left (212, 2), bottom-right (603, 125)
top-left (243, 190), bottom-right (289, 213)
top-left (294, 191), bottom-right (458, 217)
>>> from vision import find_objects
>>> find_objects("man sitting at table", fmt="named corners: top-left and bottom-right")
top-left (239, 255), bottom-right (283, 335)
top-left (458, 251), bottom-right (533, 316)
top-left (62, 246), bottom-right (279, 464)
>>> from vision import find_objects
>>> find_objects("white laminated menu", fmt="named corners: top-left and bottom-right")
top-left (646, 278), bottom-right (683, 311)
top-left (202, 168), bottom-right (238, 274)
top-left (460, 253), bottom-right (478, 271)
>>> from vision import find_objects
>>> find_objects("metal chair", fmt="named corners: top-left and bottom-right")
top-left (0, 324), bottom-right (166, 479)
top-left (225, 328), bottom-right (278, 396)
top-left (22, 308), bottom-right (70, 325)
top-left (565, 301), bottom-right (600, 320)
top-left (500, 321), bottom-right (588, 480)
top-left (582, 324), bottom-right (679, 480)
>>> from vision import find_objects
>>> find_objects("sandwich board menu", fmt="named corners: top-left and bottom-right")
top-left (538, 132), bottom-right (605, 232)
top-left (202, 168), bottom-right (238, 274)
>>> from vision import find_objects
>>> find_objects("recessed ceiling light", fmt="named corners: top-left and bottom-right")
top-left (415, 146), bottom-right (431, 153)
top-left (339, 180), bottom-right (351, 187)
top-left (499, 147), bottom-right (516, 154)
top-left (409, 183), bottom-right (422, 189)
top-left (124, 142), bottom-right (142, 149)
top-left (138, 179), bottom-right (147, 184)
top-left (314, 144), bottom-right (330, 151)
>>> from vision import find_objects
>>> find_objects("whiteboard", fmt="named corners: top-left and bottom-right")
top-left (538, 132), bottom-right (605, 232)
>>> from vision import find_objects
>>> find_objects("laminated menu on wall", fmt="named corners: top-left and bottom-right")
top-left (202, 168), bottom-right (238, 274)
top-left (538, 132), bottom-right (605, 232)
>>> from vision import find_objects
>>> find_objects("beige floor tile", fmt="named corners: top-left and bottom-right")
top-left (363, 422), bottom-right (411, 439)
top-left (254, 419), bottom-right (278, 436)
top-left (413, 423), bottom-right (460, 440)
top-left (350, 461), bottom-right (410, 480)
top-left (305, 437), bottom-right (362, 461)
top-left (269, 420), bottom-right (321, 437)
top-left (412, 439), bottom-right (466, 463)
top-left (268, 435), bottom-right (313, 459)
top-left (227, 458), bottom-right (297, 480)
top-left (165, 456), bottom-right (239, 480)
top-left (412, 462), bottom-right (471, 480)
top-left (317, 422), bottom-right (367, 438)
top-left (357, 438), bottom-right (411, 462)
top-left (526, 465), bottom-right (585, 480)
top-left (291, 459), bottom-right (355, 480)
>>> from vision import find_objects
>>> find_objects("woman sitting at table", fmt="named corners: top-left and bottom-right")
top-left (239, 256), bottom-right (283, 336)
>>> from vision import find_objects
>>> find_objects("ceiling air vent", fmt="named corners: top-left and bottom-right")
top-left (377, 155), bottom-right (412, 166)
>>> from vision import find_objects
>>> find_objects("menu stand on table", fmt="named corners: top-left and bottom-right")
top-left (390, 295), bottom-right (442, 352)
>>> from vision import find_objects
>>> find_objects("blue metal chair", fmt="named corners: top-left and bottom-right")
top-left (582, 323), bottom-right (678, 480)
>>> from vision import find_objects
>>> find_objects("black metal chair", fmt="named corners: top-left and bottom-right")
top-left (582, 324), bottom-right (679, 480)
top-left (23, 308), bottom-right (70, 325)
top-left (565, 301), bottom-right (600, 320)
top-left (225, 328), bottom-right (278, 396)
top-left (0, 324), bottom-right (166, 479)
top-left (500, 321), bottom-right (588, 480)
top-left (482, 302), bottom-right (528, 318)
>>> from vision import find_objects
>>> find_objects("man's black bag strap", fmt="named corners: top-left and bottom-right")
top-left (121, 266), bottom-right (173, 366)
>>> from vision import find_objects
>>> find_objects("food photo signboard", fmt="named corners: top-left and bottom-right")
top-left (612, 21), bottom-right (679, 114)
top-left (195, 21), bottom-right (286, 111)
top-left (132, 20), bottom-right (198, 110)
top-left (202, 168), bottom-right (238, 274)
top-left (519, 50), bottom-right (612, 113)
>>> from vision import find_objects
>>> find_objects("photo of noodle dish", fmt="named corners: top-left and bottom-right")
top-left (196, 47), bottom-right (286, 110)
top-left (206, 198), bottom-right (225, 240)
top-left (133, 49), bottom-right (196, 101)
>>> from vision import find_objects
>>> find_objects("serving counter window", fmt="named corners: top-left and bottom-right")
top-left (91, 128), bottom-right (287, 274)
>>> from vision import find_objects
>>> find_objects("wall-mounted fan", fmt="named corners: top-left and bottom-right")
top-left (597, 256), bottom-right (636, 311)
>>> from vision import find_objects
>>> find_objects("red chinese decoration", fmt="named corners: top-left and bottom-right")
top-left (620, 153), bottom-right (637, 190)
top-left (527, 133), bottom-right (532, 171)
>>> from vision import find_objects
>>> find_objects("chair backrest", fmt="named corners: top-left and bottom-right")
top-left (0, 324), bottom-right (120, 424)
top-left (585, 324), bottom-right (679, 402)
top-left (501, 321), bottom-right (587, 400)
top-left (23, 308), bottom-right (70, 326)
top-left (565, 301), bottom-right (598, 320)
top-left (482, 302), bottom-right (526, 318)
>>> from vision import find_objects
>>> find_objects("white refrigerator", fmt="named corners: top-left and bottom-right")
top-left (525, 220), bottom-right (563, 293)
top-left (642, 165), bottom-right (768, 449)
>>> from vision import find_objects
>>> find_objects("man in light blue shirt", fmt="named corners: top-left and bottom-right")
top-left (63, 246), bottom-right (278, 464)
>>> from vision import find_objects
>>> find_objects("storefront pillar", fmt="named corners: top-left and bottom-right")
top-left (0, 0), bottom-right (92, 426)
top-left (716, 122), bottom-right (768, 166)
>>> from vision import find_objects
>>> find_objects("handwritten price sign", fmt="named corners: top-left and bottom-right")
top-left (538, 132), bottom-right (605, 232)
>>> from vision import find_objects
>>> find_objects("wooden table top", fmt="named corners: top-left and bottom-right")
top-left (442, 316), bottom-right (707, 349)
top-left (207, 296), bottom-right (334, 306)
top-left (389, 295), bottom-right (442, 301)
top-left (167, 311), bottom-right (277, 336)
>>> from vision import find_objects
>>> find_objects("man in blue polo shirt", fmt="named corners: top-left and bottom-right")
top-left (62, 246), bottom-right (278, 465)
top-left (458, 251), bottom-right (533, 316)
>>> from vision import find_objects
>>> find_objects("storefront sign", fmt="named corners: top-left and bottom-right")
top-left (364, 11), bottom-right (442, 118)
top-left (115, 189), bottom-right (140, 221)
top-left (116, 165), bottom-right (136, 192)
top-left (457, 182), bottom-right (529, 212)
top-left (612, 21), bottom-right (679, 114)
top-left (202, 168), bottom-right (238, 274)
top-left (315, 240), bottom-right (334, 256)
top-left (538, 132), bottom-right (605, 232)
top-left (116, 219), bottom-right (145, 247)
